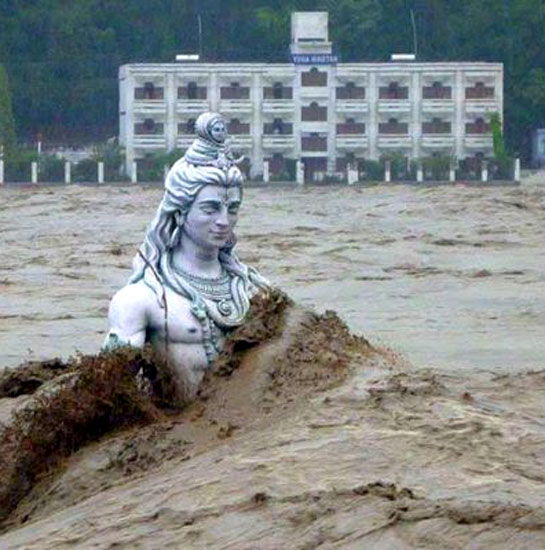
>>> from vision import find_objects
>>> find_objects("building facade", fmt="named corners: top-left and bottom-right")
top-left (119, 12), bottom-right (503, 181)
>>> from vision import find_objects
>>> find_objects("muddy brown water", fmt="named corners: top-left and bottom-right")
top-left (1, 176), bottom-right (545, 548)
top-left (1, 178), bottom-right (544, 374)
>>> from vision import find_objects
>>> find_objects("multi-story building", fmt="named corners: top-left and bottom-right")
top-left (119, 12), bottom-right (503, 181)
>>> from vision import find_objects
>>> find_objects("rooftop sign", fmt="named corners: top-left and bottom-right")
top-left (291, 54), bottom-right (339, 65)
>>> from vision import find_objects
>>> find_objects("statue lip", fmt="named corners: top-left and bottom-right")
top-left (210, 231), bottom-right (230, 238)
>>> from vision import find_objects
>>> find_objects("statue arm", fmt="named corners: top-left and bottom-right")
top-left (103, 284), bottom-right (150, 351)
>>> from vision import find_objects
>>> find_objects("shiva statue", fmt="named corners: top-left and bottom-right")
top-left (104, 112), bottom-right (269, 400)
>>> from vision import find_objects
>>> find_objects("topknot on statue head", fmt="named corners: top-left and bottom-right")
top-left (182, 112), bottom-right (244, 173)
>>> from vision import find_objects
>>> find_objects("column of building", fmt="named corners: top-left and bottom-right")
top-left (368, 71), bottom-right (378, 161)
top-left (165, 71), bottom-right (177, 152)
top-left (327, 65), bottom-right (337, 174)
top-left (454, 69), bottom-right (465, 160)
top-left (251, 71), bottom-right (263, 178)
top-left (411, 70), bottom-right (422, 160)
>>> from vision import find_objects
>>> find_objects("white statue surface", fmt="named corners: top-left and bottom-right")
top-left (104, 112), bottom-right (269, 400)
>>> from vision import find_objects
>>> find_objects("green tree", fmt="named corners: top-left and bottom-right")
top-left (0, 64), bottom-right (16, 158)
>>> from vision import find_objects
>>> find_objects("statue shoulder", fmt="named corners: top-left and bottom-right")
top-left (108, 280), bottom-right (157, 318)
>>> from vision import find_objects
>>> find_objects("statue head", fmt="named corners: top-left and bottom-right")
top-left (195, 112), bottom-right (227, 145)
top-left (129, 112), bottom-right (244, 286)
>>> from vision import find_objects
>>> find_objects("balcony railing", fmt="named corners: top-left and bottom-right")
top-left (220, 87), bottom-right (250, 100)
top-left (336, 123), bottom-right (366, 135)
top-left (336, 86), bottom-right (366, 100)
top-left (263, 87), bottom-right (293, 99)
top-left (263, 123), bottom-right (293, 135)
top-left (301, 136), bottom-right (327, 151)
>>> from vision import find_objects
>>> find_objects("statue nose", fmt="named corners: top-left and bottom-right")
top-left (216, 208), bottom-right (229, 226)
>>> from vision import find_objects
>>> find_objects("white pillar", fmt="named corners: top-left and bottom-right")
top-left (449, 166), bottom-right (456, 182)
top-left (31, 161), bottom-right (38, 184)
top-left (163, 165), bottom-right (169, 180)
top-left (514, 158), bottom-right (521, 182)
top-left (98, 161), bottom-right (104, 184)
top-left (64, 161), bottom-right (71, 184)
top-left (296, 160), bottom-right (304, 185)
top-left (263, 160), bottom-right (270, 183)
top-left (131, 161), bottom-right (137, 183)
top-left (417, 164), bottom-right (424, 183)
top-left (347, 164), bottom-right (358, 185)
top-left (0, 160), bottom-right (4, 184)
top-left (481, 160), bottom-right (488, 182)
top-left (384, 160), bottom-right (391, 183)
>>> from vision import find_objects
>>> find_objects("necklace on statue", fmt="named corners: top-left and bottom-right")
top-left (173, 265), bottom-right (235, 317)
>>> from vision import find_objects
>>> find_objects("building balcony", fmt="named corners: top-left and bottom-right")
top-left (176, 136), bottom-right (194, 149)
top-left (133, 101), bottom-right (167, 114)
top-left (262, 135), bottom-right (295, 151)
top-left (231, 135), bottom-right (252, 149)
top-left (218, 99), bottom-right (253, 114)
top-left (421, 136), bottom-right (456, 148)
top-left (175, 100), bottom-right (209, 114)
top-left (421, 99), bottom-right (455, 113)
top-left (378, 136), bottom-right (412, 149)
top-left (464, 136), bottom-right (493, 149)
top-left (465, 101), bottom-right (499, 114)
top-left (133, 135), bottom-right (167, 148)
top-left (261, 100), bottom-right (294, 115)
top-left (335, 100), bottom-right (368, 114)
top-left (336, 136), bottom-right (368, 151)
top-left (378, 100), bottom-right (411, 113)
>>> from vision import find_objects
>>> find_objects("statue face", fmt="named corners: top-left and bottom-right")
top-left (182, 185), bottom-right (241, 251)
top-left (209, 119), bottom-right (226, 143)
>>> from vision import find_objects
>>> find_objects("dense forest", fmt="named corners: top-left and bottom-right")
top-left (0, 0), bottom-right (544, 160)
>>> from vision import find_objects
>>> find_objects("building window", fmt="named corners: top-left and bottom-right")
top-left (134, 82), bottom-right (164, 100)
top-left (302, 68), bottom-right (327, 87)
top-left (263, 119), bottom-right (293, 135)
top-left (301, 134), bottom-right (328, 151)
top-left (178, 119), bottom-right (196, 135)
top-left (336, 82), bottom-right (366, 100)
top-left (178, 83), bottom-right (207, 99)
top-left (227, 118), bottom-right (250, 134)
top-left (220, 83), bottom-right (250, 100)
top-left (466, 82), bottom-right (495, 99)
top-left (466, 117), bottom-right (491, 134)
top-left (379, 81), bottom-right (408, 100)
top-left (263, 83), bottom-right (293, 100)
top-left (336, 120), bottom-right (366, 135)
top-left (423, 81), bottom-right (452, 99)
top-left (378, 118), bottom-right (409, 134)
top-left (187, 82), bottom-right (197, 100)
top-left (301, 102), bottom-right (327, 122)
top-left (422, 117), bottom-right (452, 134)
top-left (135, 118), bottom-right (164, 135)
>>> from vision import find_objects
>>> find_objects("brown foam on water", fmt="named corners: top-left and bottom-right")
top-left (0, 290), bottom-right (371, 531)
